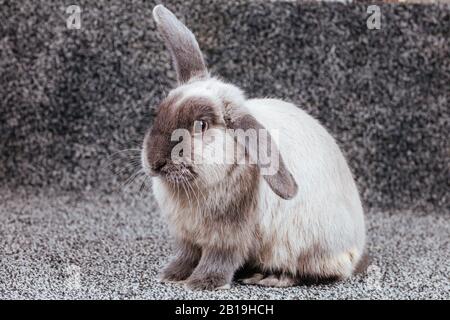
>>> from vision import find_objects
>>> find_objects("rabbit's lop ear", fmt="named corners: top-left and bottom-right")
top-left (153, 5), bottom-right (208, 84)
top-left (230, 114), bottom-right (298, 200)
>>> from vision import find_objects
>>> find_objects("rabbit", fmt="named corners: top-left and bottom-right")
top-left (141, 5), bottom-right (366, 290)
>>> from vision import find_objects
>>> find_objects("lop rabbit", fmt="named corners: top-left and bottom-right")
top-left (141, 5), bottom-right (366, 290)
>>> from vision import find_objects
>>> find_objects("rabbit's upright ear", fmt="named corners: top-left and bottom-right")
top-left (153, 5), bottom-right (208, 84)
top-left (229, 114), bottom-right (298, 200)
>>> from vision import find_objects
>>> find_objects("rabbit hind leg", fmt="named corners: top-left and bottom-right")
top-left (296, 249), bottom-right (360, 285)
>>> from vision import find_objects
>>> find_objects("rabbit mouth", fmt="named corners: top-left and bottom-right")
top-left (161, 163), bottom-right (197, 185)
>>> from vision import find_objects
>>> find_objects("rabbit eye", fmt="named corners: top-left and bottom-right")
top-left (193, 120), bottom-right (208, 134)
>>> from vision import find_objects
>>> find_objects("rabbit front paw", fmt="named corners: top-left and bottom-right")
top-left (158, 259), bottom-right (197, 283)
top-left (184, 273), bottom-right (231, 291)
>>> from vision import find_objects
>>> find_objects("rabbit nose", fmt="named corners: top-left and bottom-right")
top-left (151, 159), bottom-right (167, 173)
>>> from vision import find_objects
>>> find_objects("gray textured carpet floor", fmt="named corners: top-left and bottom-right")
top-left (0, 187), bottom-right (448, 299)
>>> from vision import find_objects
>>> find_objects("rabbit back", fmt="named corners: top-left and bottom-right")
top-left (246, 98), bottom-right (366, 278)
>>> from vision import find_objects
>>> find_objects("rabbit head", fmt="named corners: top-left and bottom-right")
top-left (142, 5), bottom-right (297, 200)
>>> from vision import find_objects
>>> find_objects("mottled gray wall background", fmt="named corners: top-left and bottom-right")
top-left (0, 0), bottom-right (449, 211)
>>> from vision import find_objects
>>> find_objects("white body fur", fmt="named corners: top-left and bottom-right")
top-left (248, 98), bottom-right (365, 277)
